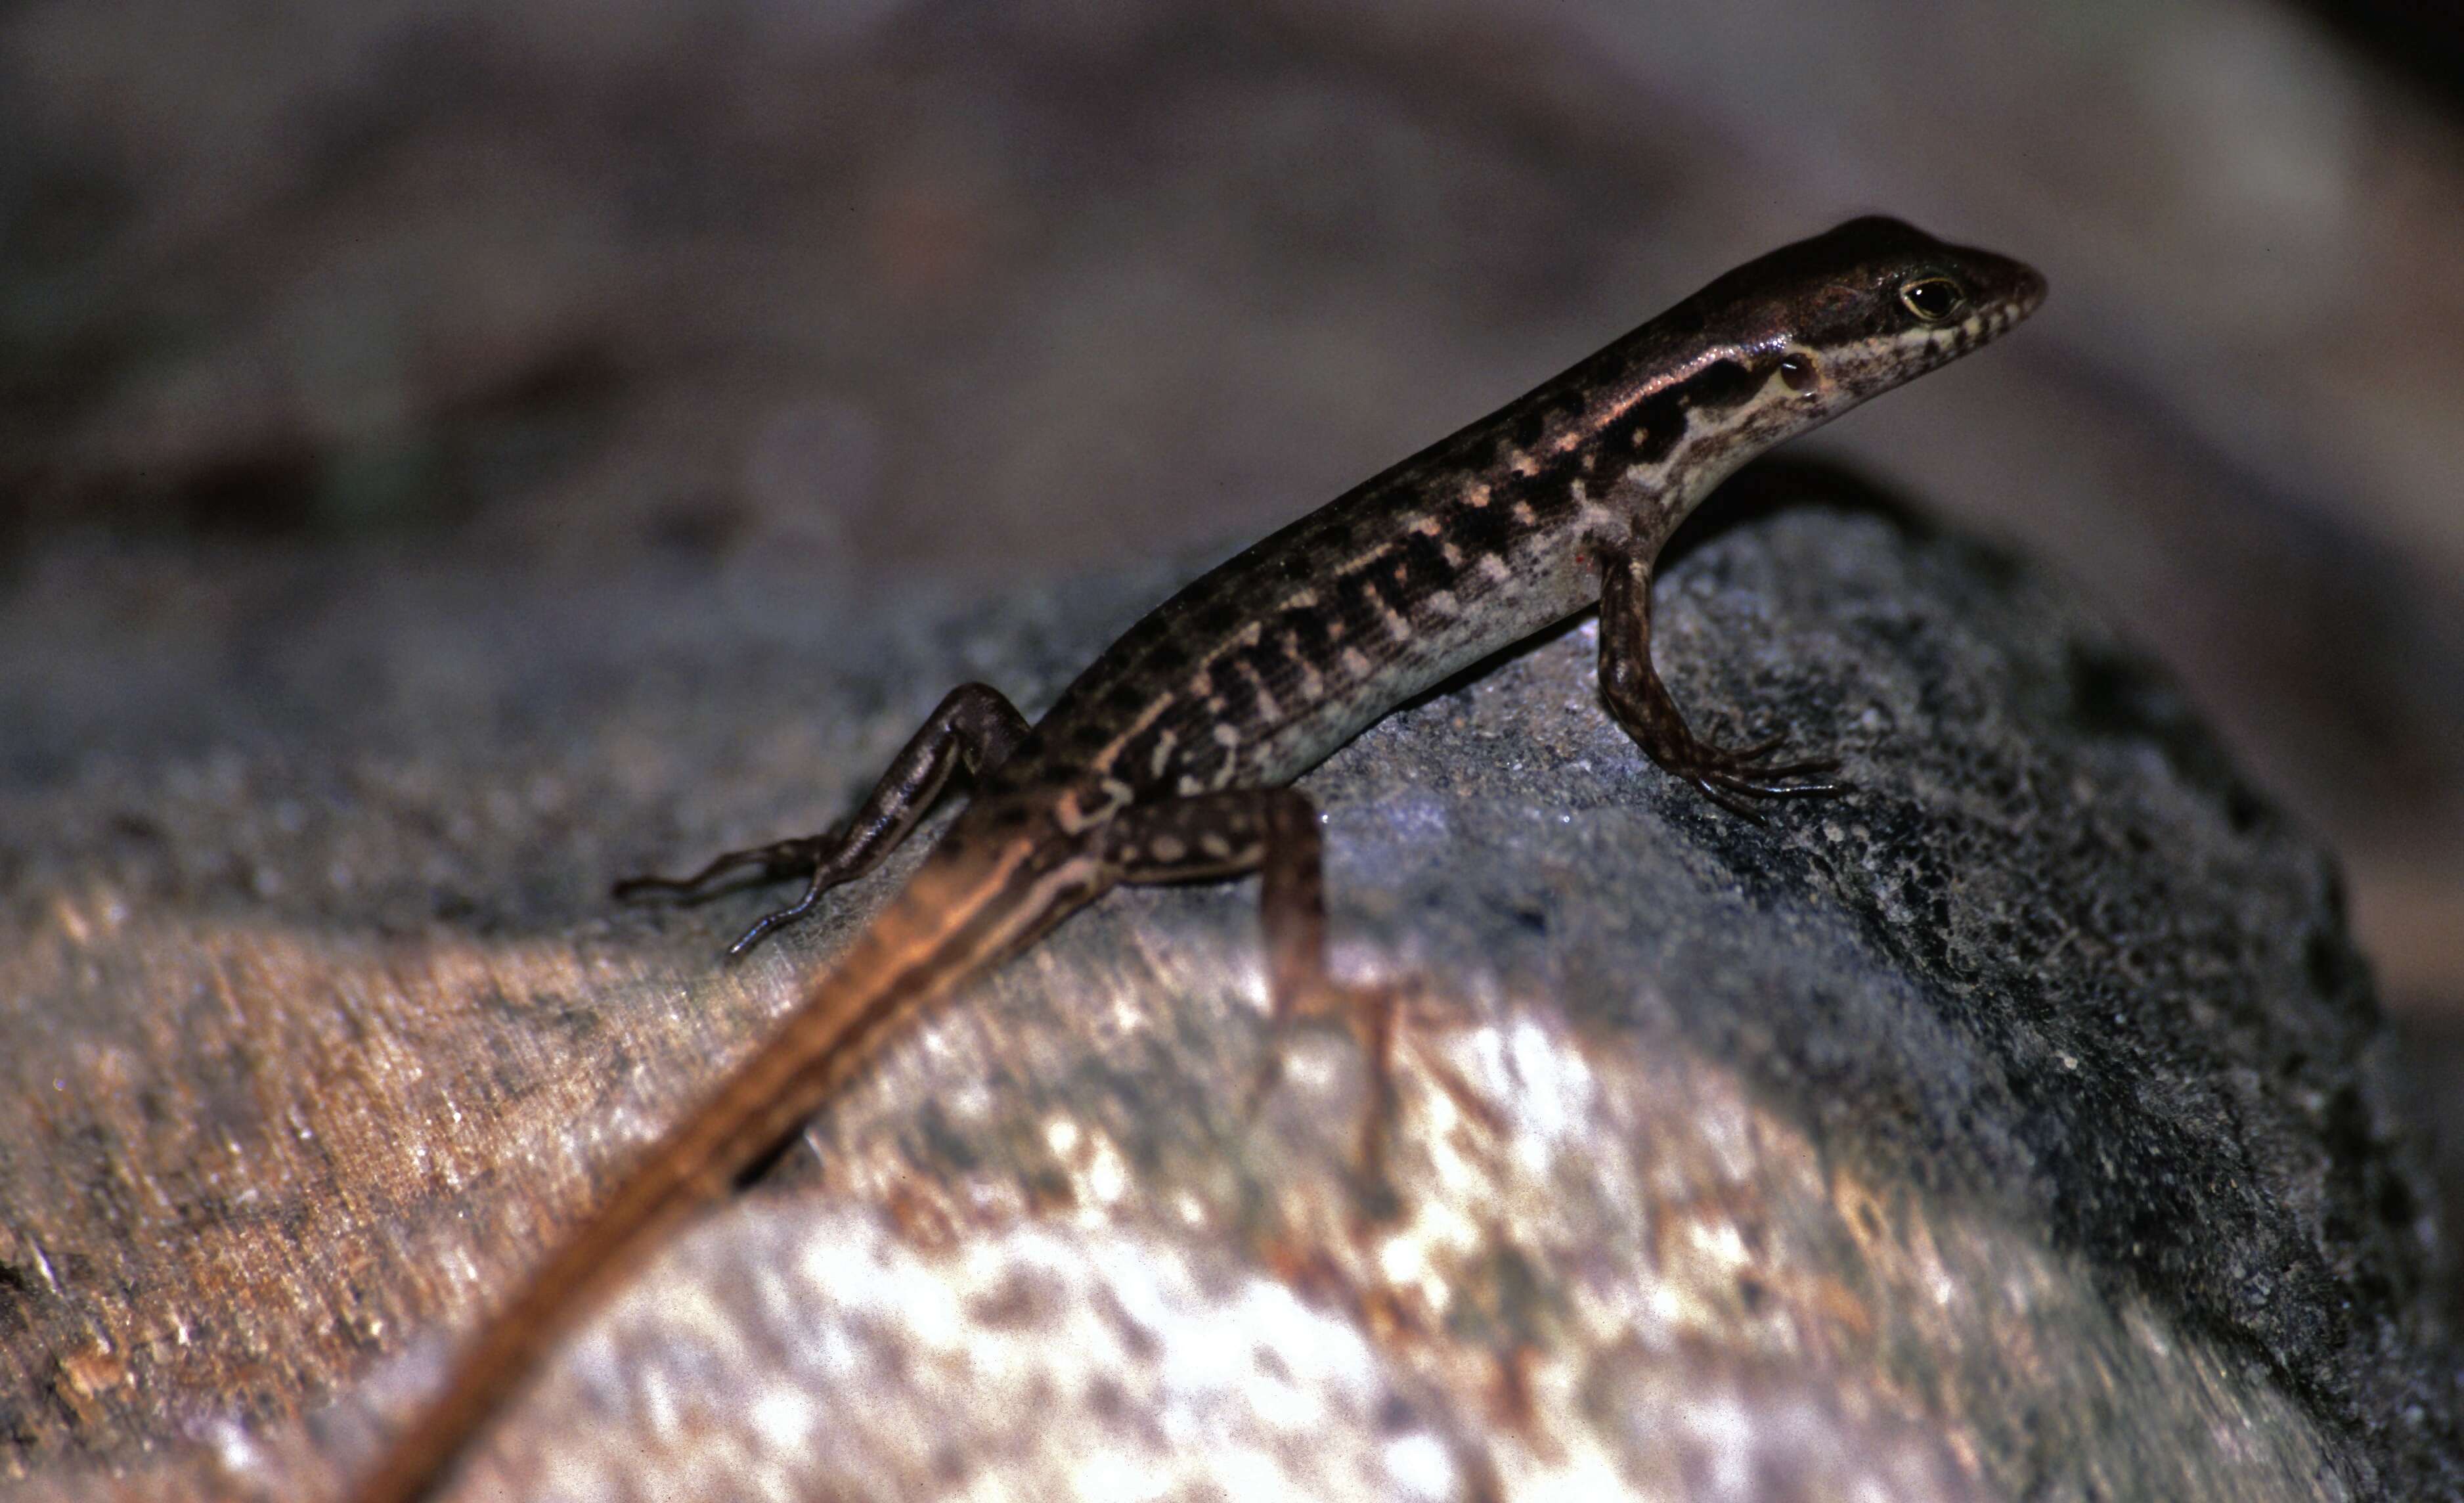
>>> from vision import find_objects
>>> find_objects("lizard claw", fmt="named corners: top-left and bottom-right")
top-left (612, 834), bottom-right (835, 902)
top-left (615, 832), bottom-right (850, 960)
top-left (720, 893), bottom-right (822, 961)
top-left (1664, 730), bottom-right (1847, 816)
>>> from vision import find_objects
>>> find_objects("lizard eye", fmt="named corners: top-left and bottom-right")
top-left (1899, 277), bottom-right (1966, 323)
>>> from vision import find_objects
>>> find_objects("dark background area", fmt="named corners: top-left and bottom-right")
top-left (4, 0), bottom-right (2462, 1312)
top-left (2309, 0), bottom-right (2464, 111)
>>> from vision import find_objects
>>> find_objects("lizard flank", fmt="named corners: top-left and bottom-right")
top-left (359, 215), bottom-right (2045, 1502)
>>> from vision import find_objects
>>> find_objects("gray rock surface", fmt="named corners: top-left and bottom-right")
top-left (0, 475), bottom-right (2454, 1500)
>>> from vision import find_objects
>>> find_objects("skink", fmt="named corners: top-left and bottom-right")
top-left (359, 215), bottom-right (2044, 1502)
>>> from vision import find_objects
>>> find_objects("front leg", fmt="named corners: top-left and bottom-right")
top-left (617, 682), bottom-right (1030, 956)
top-left (1596, 547), bottom-right (1841, 819)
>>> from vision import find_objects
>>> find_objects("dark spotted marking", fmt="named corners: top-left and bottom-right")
top-left (1231, 631), bottom-right (1298, 686)
top-left (1581, 429), bottom-right (1634, 489)
top-left (1577, 406), bottom-right (1636, 478)
top-left (1334, 567), bottom-right (1401, 644)
top-left (1445, 493), bottom-right (1519, 560)
top-left (1627, 356), bottom-right (1776, 466)
top-left (1392, 528), bottom-right (1456, 600)
top-left (1277, 600), bottom-right (1333, 663)
top-left (1493, 424), bottom-right (1547, 471)
top-left (1629, 389), bottom-right (1688, 464)
top-left (1210, 651), bottom-right (1272, 722)
top-left (1684, 357), bottom-right (1767, 409)
top-left (1523, 474), bottom-right (1581, 522)
top-left (1112, 724), bottom-right (1170, 789)
top-left (1164, 738), bottom-right (1231, 791)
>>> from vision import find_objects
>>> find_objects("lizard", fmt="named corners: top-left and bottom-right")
top-left (356, 214), bottom-right (2044, 1502)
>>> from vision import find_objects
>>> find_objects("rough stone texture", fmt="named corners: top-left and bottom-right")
top-left (0, 472), bottom-right (2453, 1500)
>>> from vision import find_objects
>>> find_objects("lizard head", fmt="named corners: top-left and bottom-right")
top-left (1696, 214), bottom-right (2047, 411)
top-left (1612, 217), bottom-right (2044, 535)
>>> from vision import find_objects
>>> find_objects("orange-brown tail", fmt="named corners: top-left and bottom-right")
top-left (355, 830), bottom-right (1103, 1503)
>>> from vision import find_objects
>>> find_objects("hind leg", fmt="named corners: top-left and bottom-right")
top-left (1105, 788), bottom-right (1401, 1180)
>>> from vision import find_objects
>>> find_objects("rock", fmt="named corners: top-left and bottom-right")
top-left (0, 467), bottom-right (2452, 1500)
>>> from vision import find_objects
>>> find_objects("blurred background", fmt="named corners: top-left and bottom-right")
top-left (3, 0), bottom-right (2461, 1291)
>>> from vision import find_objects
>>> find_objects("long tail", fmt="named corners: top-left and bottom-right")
top-left (356, 830), bottom-right (1100, 1503)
